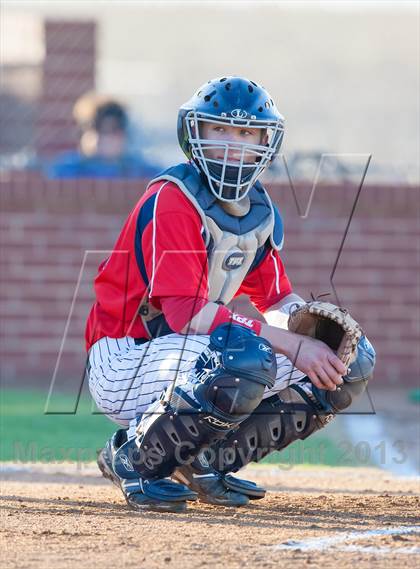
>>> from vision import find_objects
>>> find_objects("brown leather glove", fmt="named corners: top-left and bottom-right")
top-left (288, 301), bottom-right (363, 368)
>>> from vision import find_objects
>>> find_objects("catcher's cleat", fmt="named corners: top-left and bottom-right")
top-left (222, 473), bottom-right (266, 500)
top-left (173, 452), bottom-right (265, 506)
top-left (97, 429), bottom-right (197, 513)
top-left (97, 440), bottom-right (120, 487)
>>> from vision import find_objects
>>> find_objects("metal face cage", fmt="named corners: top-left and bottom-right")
top-left (185, 111), bottom-right (284, 202)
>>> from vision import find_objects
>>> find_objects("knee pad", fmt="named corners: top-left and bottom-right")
top-left (193, 323), bottom-right (277, 424)
top-left (126, 324), bottom-right (276, 480)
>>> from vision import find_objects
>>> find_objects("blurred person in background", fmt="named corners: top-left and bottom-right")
top-left (47, 93), bottom-right (160, 179)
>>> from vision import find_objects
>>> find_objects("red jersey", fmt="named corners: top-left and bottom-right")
top-left (85, 180), bottom-right (292, 351)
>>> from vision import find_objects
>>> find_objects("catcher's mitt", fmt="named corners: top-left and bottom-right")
top-left (288, 301), bottom-right (363, 368)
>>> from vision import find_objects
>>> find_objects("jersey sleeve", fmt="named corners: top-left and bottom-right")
top-left (237, 247), bottom-right (293, 314)
top-left (140, 183), bottom-right (209, 304)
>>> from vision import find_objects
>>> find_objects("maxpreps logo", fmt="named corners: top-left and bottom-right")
top-left (223, 251), bottom-right (246, 270)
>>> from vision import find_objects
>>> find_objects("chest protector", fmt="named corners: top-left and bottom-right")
top-left (147, 162), bottom-right (284, 306)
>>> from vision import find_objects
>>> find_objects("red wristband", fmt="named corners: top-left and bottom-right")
top-left (208, 305), bottom-right (262, 335)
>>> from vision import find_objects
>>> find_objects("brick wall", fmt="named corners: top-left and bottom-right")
top-left (36, 21), bottom-right (96, 157)
top-left (1, 172), bottom-right (418, 391)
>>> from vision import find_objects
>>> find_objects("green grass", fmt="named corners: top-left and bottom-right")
top-left (1, 389), bottom-right (346, 466)
top-left (1, 389), bottom-right (115, 462)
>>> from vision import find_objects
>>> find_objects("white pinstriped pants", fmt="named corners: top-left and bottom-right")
top-left (88, 334), bottom-right (306, 427)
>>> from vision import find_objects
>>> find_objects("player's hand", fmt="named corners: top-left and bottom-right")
top-left (286, 334), bottom-right (347, 391)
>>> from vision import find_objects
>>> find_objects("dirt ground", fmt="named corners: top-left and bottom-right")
top-left (1, 464), bottom-right (419, 569)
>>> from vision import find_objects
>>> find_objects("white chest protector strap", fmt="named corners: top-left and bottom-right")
top-left (147, 162), bottom-right (284, 305)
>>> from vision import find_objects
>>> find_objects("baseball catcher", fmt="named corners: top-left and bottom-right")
top-left (85, 76), bottom-right (376, 512)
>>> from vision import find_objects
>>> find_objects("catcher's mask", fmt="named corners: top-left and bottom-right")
top-left (178, 76), bottom-right (285, 202)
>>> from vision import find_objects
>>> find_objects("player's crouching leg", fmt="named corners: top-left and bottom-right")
top-left (210, 335), bottom-right (376, 475)
top-left (99, 324), bottom-right (277, 512)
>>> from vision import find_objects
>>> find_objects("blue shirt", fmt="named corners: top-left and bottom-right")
top-left (47, 151), bottom-right (160, 179)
